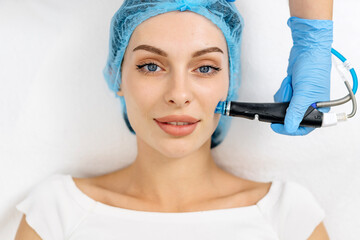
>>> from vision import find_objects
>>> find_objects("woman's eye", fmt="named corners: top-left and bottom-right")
top-left (196, 65), bottom-right (222, 76)
top-left (136, 62), bottom-right (161, 75)
top-left (136, 62), bottom-right (222, 76)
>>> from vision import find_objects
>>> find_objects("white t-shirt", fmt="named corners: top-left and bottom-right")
top-left (16, 174), bottom-right (325, 240)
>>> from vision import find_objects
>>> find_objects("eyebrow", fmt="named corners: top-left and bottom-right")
top-left (133, 44), bottom-right (223, 58)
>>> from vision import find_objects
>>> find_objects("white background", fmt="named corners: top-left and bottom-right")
top-left (1, 0), bottom-right (359, 239)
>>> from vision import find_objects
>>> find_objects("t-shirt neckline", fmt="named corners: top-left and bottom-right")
top-left (63, 174), bottom-right (277, 219)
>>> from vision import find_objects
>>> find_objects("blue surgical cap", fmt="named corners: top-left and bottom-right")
top-left (103, 0), bottom-right (244, 149)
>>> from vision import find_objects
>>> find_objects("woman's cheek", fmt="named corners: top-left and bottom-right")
top-left (127, 77), bottom-right (159, 103)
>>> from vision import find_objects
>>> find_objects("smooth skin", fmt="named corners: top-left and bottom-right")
top-left (15, 215), bottom-right (41, 240)
top-left (15, 1), bottom-right (332, 239)
top-left (289, 0), bottom-right (333, 20)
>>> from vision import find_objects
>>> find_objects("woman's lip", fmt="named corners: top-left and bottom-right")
top-left (154, 119), bottom-right (199, 137)
top-left (155, 115), bottom-right (200, 123)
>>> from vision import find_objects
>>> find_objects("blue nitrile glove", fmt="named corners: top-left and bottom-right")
top-left (271, 16), bottom-right (333, 136)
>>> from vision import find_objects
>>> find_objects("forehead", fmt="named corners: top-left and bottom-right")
top-left (127, 11), bottom-right (228, 57)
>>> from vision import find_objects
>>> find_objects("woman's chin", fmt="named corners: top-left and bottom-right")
top-left (155, 139), bottom-right (199, 158)
top-left (153, 135), bottom-right (212, 159)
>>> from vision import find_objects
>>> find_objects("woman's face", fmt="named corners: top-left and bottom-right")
top-left (119, 11), bottom-right (229, 158)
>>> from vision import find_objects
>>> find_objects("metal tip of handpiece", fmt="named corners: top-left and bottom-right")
top-left (215, 101), bottom-right (225, 115)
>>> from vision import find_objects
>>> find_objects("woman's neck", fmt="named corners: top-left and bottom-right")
top-left (115, 136), bottom-right (237, 210)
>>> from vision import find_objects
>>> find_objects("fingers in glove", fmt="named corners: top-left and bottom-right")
top-left (271, 123), bottom-right (315, 136)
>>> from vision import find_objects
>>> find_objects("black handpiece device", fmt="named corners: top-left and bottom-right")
top-left (225, 101), bottom-right (323, 128)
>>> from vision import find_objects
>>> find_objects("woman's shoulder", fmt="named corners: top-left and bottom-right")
top-left (275, 180), bottom-right (323, 205)
top-left (15, 173), bottom-right (88, 240)
top-left (16, 172), bottom-right (100, 214)
top-left (258, 180), bottom-right (326, 239)
top-left (16, 173), bottom-right (82, 209)
top-left (256, 179), bottom-right (324, 209)
top-left (71, 174), bottom-right (108, 203)
top-left (22, 173), bottom-right (68, 196)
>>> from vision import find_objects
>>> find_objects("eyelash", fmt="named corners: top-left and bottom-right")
top-left (136, 62), bottom-right (222, 76)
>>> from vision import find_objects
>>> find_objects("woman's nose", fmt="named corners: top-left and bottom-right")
top-left (163, 72), bottom-right (194, 108)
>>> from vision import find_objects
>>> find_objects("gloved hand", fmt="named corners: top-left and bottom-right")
top-left (271, 16), bottom-right (333, 136)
